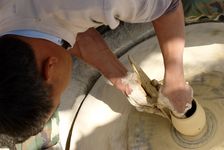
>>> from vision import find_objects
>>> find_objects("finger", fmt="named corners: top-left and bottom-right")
top-left (151, 79), bottom-right (159, 86)
top-left (125, 84), bottom-right (132, 95)
top-left (151, 79), bottom-right (161, 90)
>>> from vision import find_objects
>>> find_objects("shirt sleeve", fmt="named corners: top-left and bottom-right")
top-left (103, 0), bottom-right (172, 29)
top-left (164, 0), bottom-right (180, 14)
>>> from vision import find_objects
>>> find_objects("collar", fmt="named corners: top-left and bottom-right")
top-left (1, 30), bottom-right (71, 50)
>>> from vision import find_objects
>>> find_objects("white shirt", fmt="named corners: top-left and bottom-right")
top-left (0, 0), bottom-right (172, 47)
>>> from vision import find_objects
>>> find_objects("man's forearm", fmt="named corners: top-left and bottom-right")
top-left (152, 1), bottom-right (185, 87)
top-left (69, 28), bottom-right (127, 84)
top-left (152, 1), bottom-right (193, 114)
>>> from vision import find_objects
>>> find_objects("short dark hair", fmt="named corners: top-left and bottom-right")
top-left (0, 36), bottom-right (53, 148)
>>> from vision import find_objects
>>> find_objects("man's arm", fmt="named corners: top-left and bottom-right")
top-left (69, 28), bottom-right (131, 94)
top-left (152, 1), bottom-right (192, 114)
top-left (69, 0), bottom-right (192, 114)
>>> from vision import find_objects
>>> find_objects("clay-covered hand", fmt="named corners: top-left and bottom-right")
top-left (116, 72), bottom-right (166, 117)
top-left (158, 83), bottom-right (193, 118)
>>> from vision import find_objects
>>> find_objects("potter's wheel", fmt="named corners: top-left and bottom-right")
top-left (128, 72), bottom-right (224, 149)
top-left (70, 23), bottom-right (224, 150)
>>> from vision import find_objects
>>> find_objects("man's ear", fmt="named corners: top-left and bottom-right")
top-left (42, 57), bottom-right (58, 83)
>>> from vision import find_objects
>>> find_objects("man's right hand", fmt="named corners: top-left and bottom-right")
top-left (158, 83), bottom-right (193, 117)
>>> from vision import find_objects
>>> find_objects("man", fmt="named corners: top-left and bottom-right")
top-left (0, 0), bottom-right (192, 148)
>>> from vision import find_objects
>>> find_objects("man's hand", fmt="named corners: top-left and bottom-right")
top-left (158, 84), bottom-right (193, 117)
top-left (119, 72), bottom-right (150, 106)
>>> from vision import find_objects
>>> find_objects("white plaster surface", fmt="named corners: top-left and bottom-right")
top-left (58, 59), bottom-right (100, 149)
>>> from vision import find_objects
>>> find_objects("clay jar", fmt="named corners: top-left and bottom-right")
top-left (171, 100), bottom-right (206, 136)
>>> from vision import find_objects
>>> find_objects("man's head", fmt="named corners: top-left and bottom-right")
top-left (0, 35), bottom-right (72, 147)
